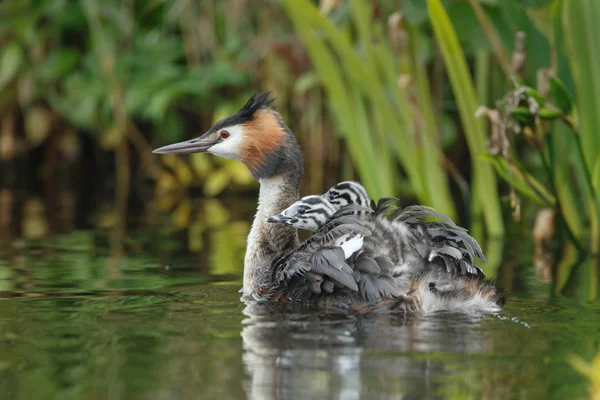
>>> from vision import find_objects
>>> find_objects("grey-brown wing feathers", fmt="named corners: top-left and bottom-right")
top-left (354, 273), bottom-right (400, 303)
top-left (271, 204), bottom-right (407, 303)
top-left (353, 254), bottom-right (381, 274)
top-left (271, 208), bottom-right (371, 286)
top-left (271, 198), bottom-right (487, 307)
top-left (319, 223), bottom-right (370, 246)
top-left (395, 205), bottom-right (486, 261)
top-left (310, 247), bottom-right (358, 291)
top-left (373, 201), bottom-right (487, 276)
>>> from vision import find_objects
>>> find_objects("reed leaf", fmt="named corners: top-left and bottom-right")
top-left (284, 0), bottom-right (391, 196)
top-left (552, 122), bottom-right (586, 240)
top-left (292, 16), bottom-right (384, 196)
top-left (466, 0), bottom-right (510, 77)
top-left (563, 0), bottom-right (600, 253)
top-left (480, 155), bottom-right (555, 206)
top-left (563, 1), bottom-right (600, 178)
top-left (370, 38), bottom-right (428, 202)
top-left (284, 0), bottom-right (460, 219)
top-left (428, 0), bottom-right (504, 237)
top-left (406, 25), bottom-right (457, 219)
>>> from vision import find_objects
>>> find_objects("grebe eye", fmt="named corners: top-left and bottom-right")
top-left (297, 207), bottom-right (306, 215)
top-left (328, 191), bottom-right (336, 200)
top-left (220, 130), bottom-right (230, 139)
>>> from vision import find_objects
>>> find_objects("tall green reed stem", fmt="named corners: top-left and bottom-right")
top-left (563, 1), bottom-right (600, 256)
top-left (428, 0), bottom-right (504, 238)
top-left (283, 0), bottom-right (462, 220)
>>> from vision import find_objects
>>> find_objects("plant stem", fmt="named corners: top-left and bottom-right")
top-left (561, 117), bottom-right (600, 255)
top-left (466, 0), bottom-right (510, 77)
top-left (538, 128), bottom-right (585, 254)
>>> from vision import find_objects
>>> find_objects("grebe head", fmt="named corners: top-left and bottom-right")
top-left (267, 195), bottom-right (335, 231)
top-left (153, 92), bottom-right (302, 182)
top-left (323, 181), bottom-right (370, 209)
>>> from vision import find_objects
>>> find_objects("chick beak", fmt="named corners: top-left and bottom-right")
top-left (152, 137), bottom-right (219, 155)
top-left (267, 215), bottom-right (291, 223)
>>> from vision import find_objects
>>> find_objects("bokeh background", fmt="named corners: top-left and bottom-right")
top-left (3, 1), bottom-right (600, 399)
top-left (0, 0), bottom-right (598, 301)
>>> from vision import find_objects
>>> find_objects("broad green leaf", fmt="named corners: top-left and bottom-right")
top-left (480, 155), bottom-right (555, 206)
top-left (524, 86), bottom-right (545, 107)
top-left (511, 107), bottom-right (535, 125)
top-left (38, 48), bottom-right (79, 81)
top-left (539, 108), bottom-right (562, 120)
top-left (0, 42), bottom-right (23, 91)
top-left (548, 76), bottom-right (573, 115)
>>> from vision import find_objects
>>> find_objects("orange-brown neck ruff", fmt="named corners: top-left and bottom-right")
top-left (241, 110), bottom-right (287, 179)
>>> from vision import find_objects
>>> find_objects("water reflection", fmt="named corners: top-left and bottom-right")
top-left (241, 302), bottom-right (488, 399)
top-left (0, 222), bottom-right (598, 399)
top-left (0, 284), bottom-right (597, 399)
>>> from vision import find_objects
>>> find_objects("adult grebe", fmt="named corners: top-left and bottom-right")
top-left (153, 93), bottom-right (505, 312)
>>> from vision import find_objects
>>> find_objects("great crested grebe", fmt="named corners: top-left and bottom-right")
top-left (153, 93), bottom-right (505, 312)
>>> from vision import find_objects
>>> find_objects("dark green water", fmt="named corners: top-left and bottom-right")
top-left (0, 235), bottom-right (598, 399)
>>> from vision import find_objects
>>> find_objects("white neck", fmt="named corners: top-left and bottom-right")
top-left (243, 175), bottom-right (299, 296)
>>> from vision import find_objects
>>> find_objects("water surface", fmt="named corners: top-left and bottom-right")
top-left (0, 235), bottom-right (597, 399)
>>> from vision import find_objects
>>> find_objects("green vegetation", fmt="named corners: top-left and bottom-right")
top-left (283, 0), bottom-right (600, 286)
top-left (570, 351), bottom-right (600, 400)
top-left (284, 0), bottom-right (506, 238)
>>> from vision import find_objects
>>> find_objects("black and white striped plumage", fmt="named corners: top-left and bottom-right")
top-left (270, 204), bottom-right (408, 307)
top-left (270, 182), bottom-right (373, 232)
top-left (366, 198), bottom-right (487, 277)
top-left (268, 202), bottom-right (504, 312)
top-left (267, 195), bottom-right (336, 231)
top-left (275, 183), bottom-right (486, 277)
top-left (266, 183), bottom-right (504, 311)
top-left (323, 181), bottom-right (371, 208)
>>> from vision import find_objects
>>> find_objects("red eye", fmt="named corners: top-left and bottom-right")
top-left (220, 130), bottom-right (230, 139)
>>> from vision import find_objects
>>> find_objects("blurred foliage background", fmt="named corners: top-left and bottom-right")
top-left (0, 0), bottom-right (599, 301)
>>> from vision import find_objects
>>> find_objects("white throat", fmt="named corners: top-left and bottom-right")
top-left (243, 175), bottom-right (298, 296)
top-left (256, 176), bottom-right (287, 219)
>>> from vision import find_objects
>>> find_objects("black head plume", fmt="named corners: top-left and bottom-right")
top-left (238, 92), bottom-right (276, 120)
top-left (211, 92), bottom-right (276, 132)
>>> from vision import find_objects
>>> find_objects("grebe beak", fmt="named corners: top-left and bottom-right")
top-left (267, 215), bottom-right (291, 223)
top-left (153, 138), bottom-right (219, 154)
